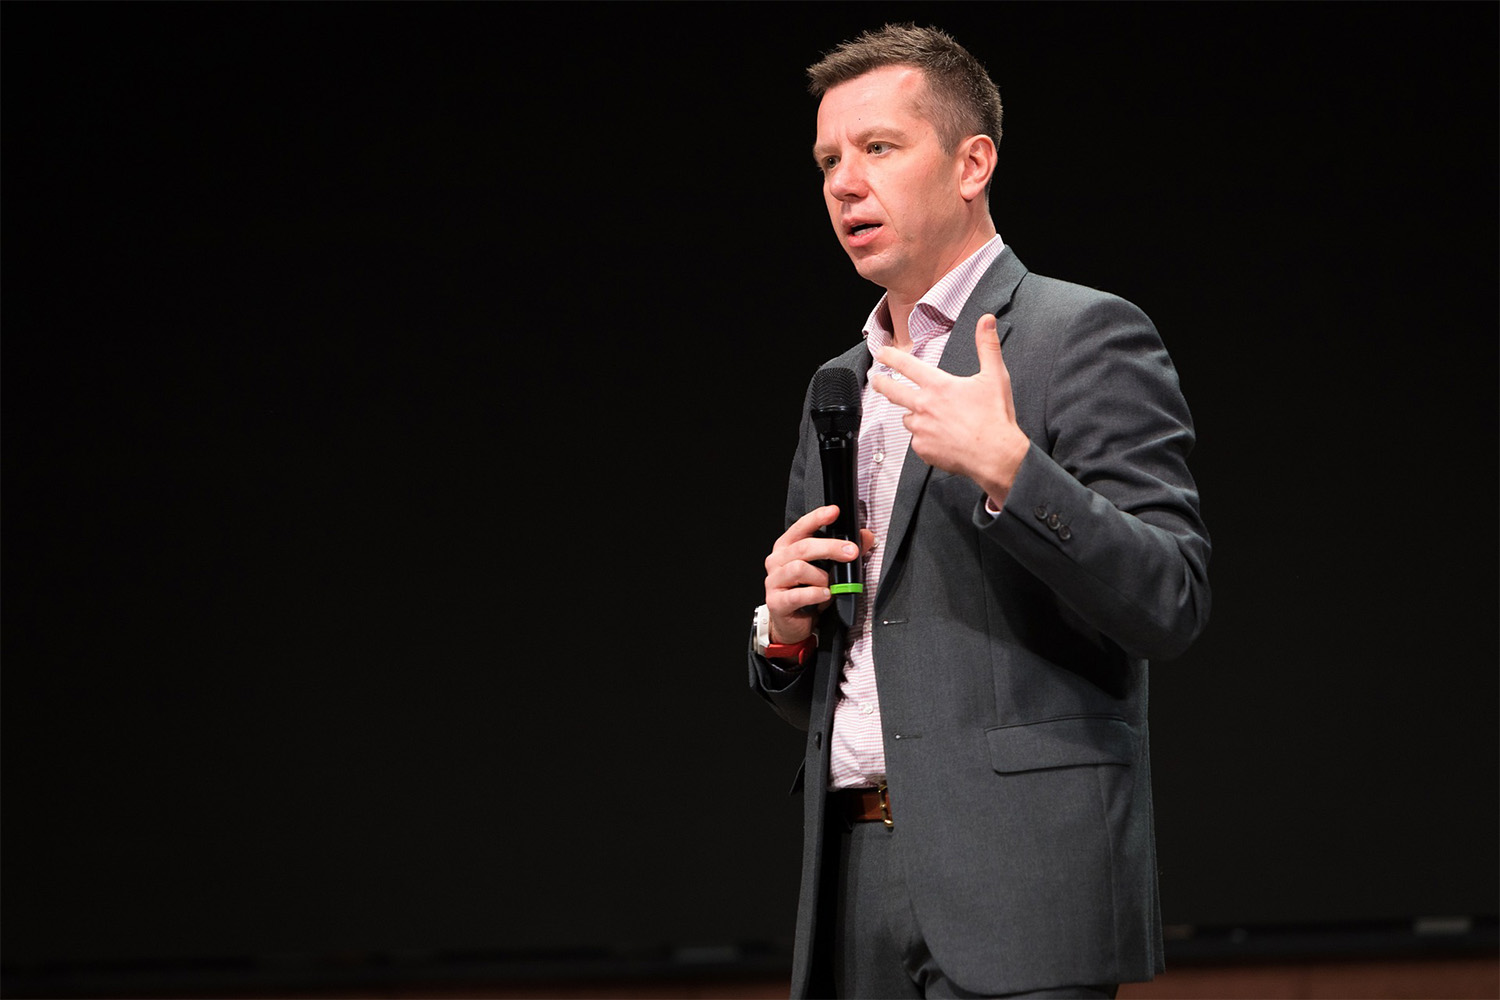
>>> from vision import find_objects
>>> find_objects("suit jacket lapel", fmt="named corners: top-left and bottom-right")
top-left (875, 249), bottom-right (1028, 613)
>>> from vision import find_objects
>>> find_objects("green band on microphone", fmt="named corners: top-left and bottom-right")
top-left (830, 583), bottom-right (865, 595)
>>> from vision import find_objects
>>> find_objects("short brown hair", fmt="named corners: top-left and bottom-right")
top-left (806, 23), bottom-right (1003, 154)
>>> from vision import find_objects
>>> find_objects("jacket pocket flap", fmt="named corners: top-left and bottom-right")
top-left (986, 716), bottom-right (1137, 773)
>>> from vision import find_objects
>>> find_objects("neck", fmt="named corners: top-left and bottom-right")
top-left (887, 296), bottom-right (919, 350)
top-left (885, 223), bottom-right (997, 350)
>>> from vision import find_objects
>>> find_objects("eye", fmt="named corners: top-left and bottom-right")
top-left (819, 155), bottom-right (839, 173)
top-left (868, 142), bottom-right (891, 155)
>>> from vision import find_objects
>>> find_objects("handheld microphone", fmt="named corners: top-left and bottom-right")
top-left (809, 367), bottom-right (863, 628)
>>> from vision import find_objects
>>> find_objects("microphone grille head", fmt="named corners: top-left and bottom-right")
top-left (810, 367), bottom-right (861, 414)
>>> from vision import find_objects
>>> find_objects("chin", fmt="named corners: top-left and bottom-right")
top-left (849, 253), bottom-right (896, 288)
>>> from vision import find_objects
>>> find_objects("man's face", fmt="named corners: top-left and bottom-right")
top-left (813, 66), bottom-right (972, 301)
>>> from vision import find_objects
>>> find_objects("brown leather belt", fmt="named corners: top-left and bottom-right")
top-left (839, 782), bottom-right (892, 827)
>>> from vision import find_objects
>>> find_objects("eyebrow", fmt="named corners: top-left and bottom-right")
top-left (812, 125), bottom-right (915, 162)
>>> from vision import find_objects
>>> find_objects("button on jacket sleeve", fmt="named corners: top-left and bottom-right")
top-left (982, 280), bottom-right (1210, 662)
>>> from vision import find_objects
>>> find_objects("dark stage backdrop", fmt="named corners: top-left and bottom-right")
top-left (4, 1), bottom-right (1496, 989)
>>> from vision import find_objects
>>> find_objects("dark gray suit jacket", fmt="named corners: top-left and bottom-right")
top-left (749, 247), bottom-right (1211, 996)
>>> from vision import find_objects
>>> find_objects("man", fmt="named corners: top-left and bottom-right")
top-left (748, 24), bottom-right (1211, 999)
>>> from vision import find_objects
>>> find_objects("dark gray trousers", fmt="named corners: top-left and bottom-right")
top-left (831, 818), bottom-right (1118, 1000)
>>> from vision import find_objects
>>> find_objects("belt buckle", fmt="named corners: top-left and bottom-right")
top-left (877, 780), bottom-right (892, 829)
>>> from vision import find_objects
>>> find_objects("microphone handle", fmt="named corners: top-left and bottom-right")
top-left (817, 432), bottom-right (863, 628)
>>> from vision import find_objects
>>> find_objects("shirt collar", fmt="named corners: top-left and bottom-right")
top-left (862, 235), bottom-right (1006, 352)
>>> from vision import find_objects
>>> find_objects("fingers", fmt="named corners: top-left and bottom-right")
top-left (774, 504), bottom-right (840, 550)
top-left (766, 506), bottom-right (861, 570)
top-left (763, 561), bottom-right (832, 644)
top-left (871, 342), bottom-right (939, 384)
top-left (872, 314), bottom-right (1004, 390)
top-left (871, 342), bottom-right (946, 411)
top-left (765, 505), bottom-right (863, 644)
top-left (973, 313), bottom-right (1003, 373)
top-left (870, 371), bottom-right (916, 412)
top-left (766, 512), bottom-right (862, 578)
top-left (972, 313), bottom-right (1018, 425)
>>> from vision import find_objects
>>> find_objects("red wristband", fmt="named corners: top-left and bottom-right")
top-left (763, 635), bottom-right (818, 669)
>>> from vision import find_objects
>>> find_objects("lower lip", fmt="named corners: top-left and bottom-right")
top-left (847, 225), bottom-right (882, 248)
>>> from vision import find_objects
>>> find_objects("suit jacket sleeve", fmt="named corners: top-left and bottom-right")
top-left (746, 387), bottom-right (823, 733)
top-left (983, 287), bottom-right (1210, 661)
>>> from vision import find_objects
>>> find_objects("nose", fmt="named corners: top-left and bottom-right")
top-left (827, 155), bottom-right (864, 201)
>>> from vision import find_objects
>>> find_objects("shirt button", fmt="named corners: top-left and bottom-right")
top-left (861, 704), bottom-right (875, 716)
top-left (874, 451), bottom-right (885, 464)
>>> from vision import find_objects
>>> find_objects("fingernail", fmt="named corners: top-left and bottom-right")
top-left (843, 544), bottom-right (858, 557)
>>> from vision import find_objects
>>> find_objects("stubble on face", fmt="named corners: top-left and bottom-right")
top-left (815, 67), bottom-right (982, 308)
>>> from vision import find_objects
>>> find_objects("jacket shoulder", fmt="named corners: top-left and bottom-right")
top-left (1009, 270), bottom-right (1154, 328)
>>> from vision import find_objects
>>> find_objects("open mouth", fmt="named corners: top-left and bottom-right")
top-left (850, 223), bottom-right (880, 235)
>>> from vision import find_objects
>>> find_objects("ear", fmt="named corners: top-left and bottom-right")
top-left (956, 134), bottom-right (998, 202)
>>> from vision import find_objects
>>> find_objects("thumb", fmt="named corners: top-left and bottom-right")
top-left (974, 313), bottom-right (1003, 372)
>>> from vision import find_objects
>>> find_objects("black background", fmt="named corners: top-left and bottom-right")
top-left (4, 0), bottom-right (1496, 986)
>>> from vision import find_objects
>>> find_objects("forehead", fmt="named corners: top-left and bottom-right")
top-left (815, 65), bottom-right (933, 143)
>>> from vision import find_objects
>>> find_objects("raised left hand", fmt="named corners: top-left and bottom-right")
top-left (871, 313), bottom-right (1031, 507)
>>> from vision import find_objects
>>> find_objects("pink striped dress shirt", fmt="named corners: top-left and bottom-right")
top-left (827, 235), bottom-right (1006, 791)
